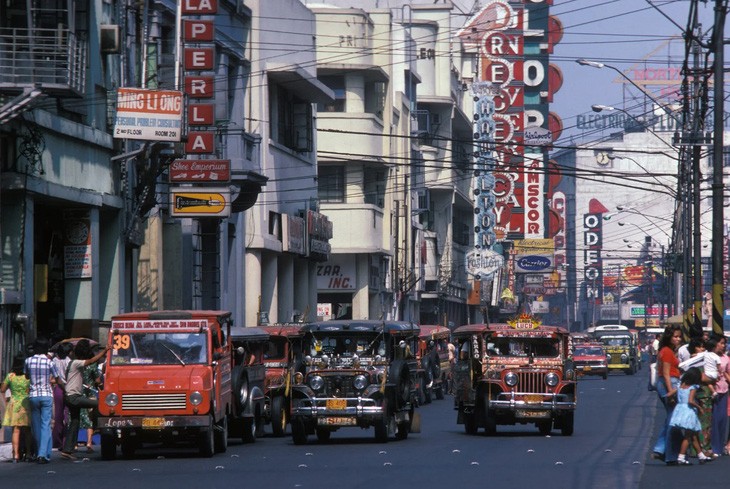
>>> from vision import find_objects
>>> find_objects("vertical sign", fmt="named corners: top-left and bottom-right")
top-left (63, 209), bottom-right (92, 279)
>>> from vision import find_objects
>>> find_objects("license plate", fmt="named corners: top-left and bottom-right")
top-left (516, 410), bottom-right (550, 419)
top-left (523, 394), bottom-right (544, 404)
top-left (142, 417), bottom-right (165, 429)
top-left (584, 366), bottom-right (592, 371)
top-left (318, 417), bottom-right (356, 426)
top-left (326, 399), bottom-right (347, 410)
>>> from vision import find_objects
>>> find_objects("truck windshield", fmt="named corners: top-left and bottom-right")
top-left (308, 333), bottom-right (384, 357)
top-left (601, 337), bottom-right (630, 347)
top-left (575, 346), bottom-right (604, 356)
top-left (110, 332), bottom-right (208, 365)
top-left (489, 337), bottom-right (560, 358)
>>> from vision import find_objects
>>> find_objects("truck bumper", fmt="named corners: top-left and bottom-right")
top-left (98, 415), bottom-right (211, 433)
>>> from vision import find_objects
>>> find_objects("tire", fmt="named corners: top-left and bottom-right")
top-left (233, 370), bottom-right (249, 416)
top-left (483, 411), bottom-right (497, 436)
top-left (271, 395), bottom-right (288, 437)
top-left (242, 417), bottom-right (257, 443)
top-left (374, 417), bottom-right (389, 443)
top-left (100, 433), bottom-right (116, 461)
top-left (214, 415), bottom-right (228, 453)
top-left (315, 428), bottom-right (331, 443)
top-left (561, 412), bottom-right (574, 436)
top-left (389, 361), bottom-right (411, 408)
top-left (464, 410), bottom-right (478, 435)
top-left (291, 418), bottom-right (308, 445)
top-left (395, 421), bottom-right (409, 440)
top-left (602, 372), bottom-right (608, 380)
top-left (199, 416), bottom-right (215, 457)
top-left (538, 420), bottom-right (552, 436)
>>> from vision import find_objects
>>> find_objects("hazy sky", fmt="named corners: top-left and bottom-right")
top-left (549, 0), bottom-right (718, 144)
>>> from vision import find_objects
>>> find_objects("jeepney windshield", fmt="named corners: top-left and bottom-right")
top-left (110, 332), bottom-right (208, 365)
top-left (489, 337), bottom-right (560, 358)
top-left (264, 337), bottom-right (287, 360)
top-left (601, 336), bottom-right (630, 347)
top-left (308, 333), bottom-right (385, 358)
top-left (575, 346), bottom-right (604, 356)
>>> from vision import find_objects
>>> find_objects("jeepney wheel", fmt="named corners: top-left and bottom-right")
top-left (100, 433), bottom-right (117, 461)
top-left (483, 409), bottom-right (497, 436)
top-left (200, 416), bottom-right (215, 457)
top-left (214, 415), bottom-right (228, 453)
top-left (242, 417), bottom-right (257, 443)
top-left (120, 433), bottom-right (137, 459)
top-left (538, 420), bottom-right (552, 436)
top-left (463, 410), bottom-right (478, 435)
top-left (271, 395), bottom-right (288, 437)
top-left (291, 418), bottom-right (308, 445)
top-left (316, 428), bottom-right (331, 443)
top-left (560, 412), bottom-right (574, 436)
top-left (389, 361), bottom-right (411, 408)
top-left (374, 418), bottom-right (389, 443)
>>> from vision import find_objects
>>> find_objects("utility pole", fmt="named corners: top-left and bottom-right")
top-left (692, 20), bottom-right (705, 337)
top-left (710, 0), bottom-right (726, 335)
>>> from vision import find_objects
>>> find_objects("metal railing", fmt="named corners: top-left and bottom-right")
top-left (0, 27), bottom-right (87, 95)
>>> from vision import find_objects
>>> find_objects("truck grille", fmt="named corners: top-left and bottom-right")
top-left (518, 372), bottom-right (548, 394)
top-left (122, 393), bottom-right (187, 410)
top-left (323, 375), bottom-right (357, 398)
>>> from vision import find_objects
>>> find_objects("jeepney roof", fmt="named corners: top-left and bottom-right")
top-left (419, 325), bottom-right (451, 340)
top-left (302, 320), bottom-right (420, 336)
top-left (452, 323), bottom-right (568, 338)
top-left (229, 326), bottom-right (270, 343)
top-left (111, 310), bottom-right (232, 322)
top-left (260, 324), bottom-right (305, 338)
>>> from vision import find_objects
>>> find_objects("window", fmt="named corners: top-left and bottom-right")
top-left (317, 75), bottom-right (346, 112)
top-left (270, 84), bottom-right (313, 152)
top-left (365, 81), bottom-right (386, 118)
top-left (364, 169), bottom-right (385, 207)
top-left (319, 166), bottom-right (345, 203)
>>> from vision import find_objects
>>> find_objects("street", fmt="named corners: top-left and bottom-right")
top-left (6, 369), bottom-right (727, 489)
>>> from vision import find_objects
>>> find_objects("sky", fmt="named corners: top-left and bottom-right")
top-left (547, 0), bottom-right (718, 144)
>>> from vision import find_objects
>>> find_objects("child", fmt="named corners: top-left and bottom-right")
top-left (0, 354), bottom-right (32, 463)
top-left (669, 367), bottom-right (711, 465)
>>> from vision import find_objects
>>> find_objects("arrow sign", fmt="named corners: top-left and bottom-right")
top-left (170, 187), bottom-right (230, 217)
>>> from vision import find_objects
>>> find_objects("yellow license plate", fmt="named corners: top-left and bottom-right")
top-left (524, 394), bottom-right (544, 404)
top-left (584, 366), bottom-right (592, 371)
top-left (326, 399), bottom-right (347, 410)
top-left (142, 417), bottom-right (165, 429)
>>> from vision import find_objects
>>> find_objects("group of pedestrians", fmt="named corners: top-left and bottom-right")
top-left (651, 324), bottom-right (730, 465)
top-left (0, 337), bottom-right (108, 464)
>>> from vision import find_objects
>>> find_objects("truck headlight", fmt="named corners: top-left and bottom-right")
top-left (190, 391), bottom-right (203, 406)
top-left (353, 374), bottom-right (368, 391)
top-left (294, 372), bottom-right (304, 385)
top-left (309, 375), bottom-right (324, 391)
top-left (621, 354), bottom-right (628, 362)
top-left (606, 353), bottom-right (612, 361)
top-left (105, 392), bottom-right (119, 407)
top-left (504, 372), bottom-right (518, 387)
top-left (545, 373), bottom-right (559, 387)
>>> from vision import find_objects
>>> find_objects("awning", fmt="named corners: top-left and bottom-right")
top-left (267, 65), bottom-right (334, 104)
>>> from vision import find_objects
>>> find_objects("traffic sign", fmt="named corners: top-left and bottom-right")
top-left (170, 187), bottom-right (230, 217)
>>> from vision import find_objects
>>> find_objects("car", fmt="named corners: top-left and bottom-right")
top-left (416, 325), bottom-right (452, 403)
top-left (260, 324), bottom-right (305, 437)
top-left (289, 320), bottom-right (421, 444)
top-left (453, 315), bottom-right (577, 436)
top-left (573, 342), bottom-right (608, 379)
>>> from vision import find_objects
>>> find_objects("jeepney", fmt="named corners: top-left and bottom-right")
top-left (98, 310), bottom-right (234, 459)
top-left (594, 324), bottom-right (638, 375)
top-left (261, 324), bottom-right (305, 437)
top-left (290, 320), bottom-right (420, 444)
top-left (573, 342), bottom-right (609, 379)
top-left (417, 325), bottom-right (452, 402)
top-left (453, 316), bottom-right (577, 436)
top-left (229, 326), bottom-right (269, 442)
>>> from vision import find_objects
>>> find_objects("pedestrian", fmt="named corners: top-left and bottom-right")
top-left (79, 363), bottom-right (101, 452)
top-left (50, 342), bottom-right (72, 449)
top-left (651, 324), bottom-right (683, 465)
top-left (711, 335), bottom-right (730, 457)
top-left (669, 367), bottom-right (712, 465)
top-left (24, 337), bottom-right (59, 464)
top-left (1, 354), bottom-right (32, 463)
top-left (60, 339), bottom-right (109, 460)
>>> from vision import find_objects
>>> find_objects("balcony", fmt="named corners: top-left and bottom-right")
top-left (0, 27), bottom-right (87, 96)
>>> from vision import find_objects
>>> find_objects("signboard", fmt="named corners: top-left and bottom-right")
top-left (317, 256), bottom-right (356, 290)
top-left (466, 248), bottom-right (505, 279)
top-left (170, 187), bottom-right (231, 217)
top-left (63, 209), bottom-right (92, 279)
top-left (114, 88), bottom-right (183, 141)
top-left (169, 159), bottom-right (231, 182)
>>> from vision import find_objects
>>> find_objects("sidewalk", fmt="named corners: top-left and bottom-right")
top-left (640, 399), bottom-right (730, 489)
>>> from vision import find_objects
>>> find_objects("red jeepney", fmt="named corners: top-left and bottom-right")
top-left (98, 310), bottom-right (234, 459)
top-left (261, 324), bottom-right (304, 437)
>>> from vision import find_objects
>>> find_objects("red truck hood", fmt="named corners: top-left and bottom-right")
top-left (104, 365), bottom-right (212, 391)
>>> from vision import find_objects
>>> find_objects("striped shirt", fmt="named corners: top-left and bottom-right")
top-left (24, 354), bottom-right (59, 398)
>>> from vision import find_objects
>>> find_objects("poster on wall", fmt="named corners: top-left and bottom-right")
top-left (63, 209), bottom-right (92, 279)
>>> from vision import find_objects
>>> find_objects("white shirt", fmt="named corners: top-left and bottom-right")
top-left (704, 351), bottom-right (721, 380)
top-left (677, 344), bottom-right (690, 363)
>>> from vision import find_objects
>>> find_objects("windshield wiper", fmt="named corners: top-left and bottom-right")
top-left (160, 342), bottom-right (186, 366)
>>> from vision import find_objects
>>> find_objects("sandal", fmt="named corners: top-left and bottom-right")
top-left (86, 446), bottom-right (94, 453)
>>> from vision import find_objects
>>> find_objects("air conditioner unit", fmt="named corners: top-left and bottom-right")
top-left (100, 25), bottom-right (121, 54)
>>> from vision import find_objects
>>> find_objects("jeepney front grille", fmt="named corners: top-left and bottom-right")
top-left (323, 375), bottom-right (356, 398)
top-left (518, 372), bottom-right (548, 394)
top-left (122, 393), bottom-right (187, 410)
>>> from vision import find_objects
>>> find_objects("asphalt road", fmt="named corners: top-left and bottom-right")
top-left (2, 369), bottom-right (728, 489)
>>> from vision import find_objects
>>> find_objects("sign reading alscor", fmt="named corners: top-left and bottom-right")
top-left (114, 88), bottom-right (183, 141)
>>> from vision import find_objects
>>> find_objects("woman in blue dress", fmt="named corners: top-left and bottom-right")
top-left (670, 367), bottom-right (711, 465)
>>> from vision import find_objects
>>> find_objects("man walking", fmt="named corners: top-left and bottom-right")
top-left (25, 338), bottom-right (59, 464)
